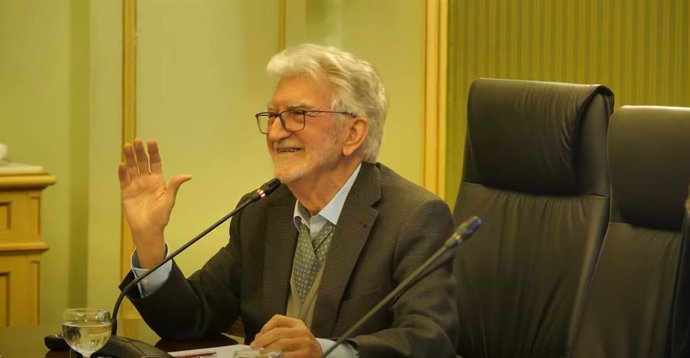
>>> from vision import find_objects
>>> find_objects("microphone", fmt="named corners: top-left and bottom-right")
top-left (111, 177), bottom-right (281, 333)
top-left (45, 178), bottom-right (281, 358)
top-left (321, 215), bottom-right (482, 358)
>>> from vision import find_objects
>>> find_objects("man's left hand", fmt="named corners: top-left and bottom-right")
top-left (250, 315), bottom-right (323, 358)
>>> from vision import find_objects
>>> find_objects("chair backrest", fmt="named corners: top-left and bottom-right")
top-left (571, 106), bottom-right (690, 358)
top-left (453, 78), bottom-right (614, 358)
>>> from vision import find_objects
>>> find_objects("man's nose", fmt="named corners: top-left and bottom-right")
top-left (267, 118), bottom-right (291, 138)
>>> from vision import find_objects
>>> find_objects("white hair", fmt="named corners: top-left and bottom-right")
top-left (266, 43), bottom-right (388, 162)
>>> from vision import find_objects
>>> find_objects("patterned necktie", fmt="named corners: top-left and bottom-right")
top-left (294, 221), bottom-right (335, 302)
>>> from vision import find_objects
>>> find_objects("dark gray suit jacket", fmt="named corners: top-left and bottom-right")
top-left (124, 162), bottom-right (459, 357)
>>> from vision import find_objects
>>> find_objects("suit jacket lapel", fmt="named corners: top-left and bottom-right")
top-left (262, 190), bottom-right (298, 321)
top-left (311, 163), bottom-right (381, 336)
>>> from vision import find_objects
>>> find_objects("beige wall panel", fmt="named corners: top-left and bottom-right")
top-left (286, 0), bottom-right (426, 184)
top-left (0, 0), bottom-right (75, 324)
top-left (135, 0), bottom-right (280, 275)
top-left (86, 0), bottom-right (127, 313)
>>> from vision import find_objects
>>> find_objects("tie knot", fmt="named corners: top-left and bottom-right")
top-left (299, 222), bottom-right (310, 236)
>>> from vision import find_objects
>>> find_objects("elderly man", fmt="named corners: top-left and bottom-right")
top-left (118, 44), bottom-right (458, 358)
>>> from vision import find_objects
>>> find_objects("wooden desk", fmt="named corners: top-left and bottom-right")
top-left (0, 173), bottom-right (56, 326)
top-left (0, 322), bottom-right (70, 357)
top-left (0, 319), bottom-right (237, 358)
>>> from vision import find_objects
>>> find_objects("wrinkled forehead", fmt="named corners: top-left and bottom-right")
top-left (268, 74), bottom-right (335, 109)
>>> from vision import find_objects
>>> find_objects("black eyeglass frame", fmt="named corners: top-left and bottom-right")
top-left (254, 109), bottom-right (357, 134)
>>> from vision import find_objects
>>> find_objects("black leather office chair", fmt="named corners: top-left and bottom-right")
top-left (571, 106), bottom-right (690, 358)
top-left (673, 198), bottom-right (690, 358)
top-left (453, 78), bottom-right (614, 358)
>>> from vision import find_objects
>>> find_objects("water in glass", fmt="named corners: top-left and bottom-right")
top-left (62, 308), bottom-right (112, 358)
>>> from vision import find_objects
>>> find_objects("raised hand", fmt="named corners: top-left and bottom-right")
top-left (250, 315), bottom-right (322, 358)
top-left (117, 139), bottom-right (191, 268)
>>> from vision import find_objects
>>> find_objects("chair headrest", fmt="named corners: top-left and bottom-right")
top-left (609, 106), bottom-right (690, 231)
top-left (466, 78), bottom-right (613, 194)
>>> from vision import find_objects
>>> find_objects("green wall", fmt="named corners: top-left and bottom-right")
top-left (135, 0), bottom-right (280, 277)
top-left (0, 0), bottom-right (89, 323)
top-left (86, 0), bottom-right (126, 314)
top-left (289, 0), bottom-right (425, 183)
top-left (0, 0), bottom-right (127, 322)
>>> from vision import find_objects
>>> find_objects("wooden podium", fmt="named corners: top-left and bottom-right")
top-left (0, 169), bottom-right (55, 326)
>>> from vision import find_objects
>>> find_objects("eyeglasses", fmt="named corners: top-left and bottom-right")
top-left (254, 109), bottom-right (356, 134)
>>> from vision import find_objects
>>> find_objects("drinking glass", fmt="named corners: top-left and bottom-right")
top-left (62, 308), bottom-right (112, 358)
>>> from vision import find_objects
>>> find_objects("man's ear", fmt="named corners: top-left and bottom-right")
top-left (342, 117), bottom-right (369, 157)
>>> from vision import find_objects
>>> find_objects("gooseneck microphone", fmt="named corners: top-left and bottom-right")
top-left (321, 215), bottom-right (482, 358)
top-left (111, 178), bottom-right (281, 334)
top-left (45, 178), bottom-right (281, 357)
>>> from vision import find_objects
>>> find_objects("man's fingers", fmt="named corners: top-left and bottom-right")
top-left (263, 336), bottom-right (307, 354)
top-left (147, 140), bottom-right (163, 174)
top-left (253, 315), bottom-right (296, 346)
top-left (251, 316), bottom-right (317, 356)
top-left (251, 327), bottom-right (286, 348)
top-left (252, 327), bottom-right (304, 350)
top-left (255, 334), bottom-right (320, 358)
top-left (259, 314), bottom-right (294, 334)
top-left (133, 139), bottom-right (150, 175)
top-left (118, 163), bottom-right (129, 189)
top-left (122, 139), bottom-right (163, 179)
top-left (123, 142), bottom-right (140, 179)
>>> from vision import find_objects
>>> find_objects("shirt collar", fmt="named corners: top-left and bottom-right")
top-left (292, 163), bottom-right (362, 231)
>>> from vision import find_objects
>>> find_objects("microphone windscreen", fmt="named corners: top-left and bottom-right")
top-left (261, 178), bottom-right (281, 196)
